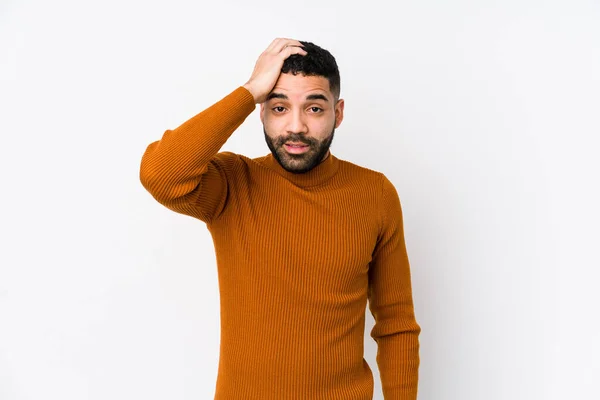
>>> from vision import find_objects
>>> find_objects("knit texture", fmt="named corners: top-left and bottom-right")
top-left (139, 86), bottom-right (420, 400)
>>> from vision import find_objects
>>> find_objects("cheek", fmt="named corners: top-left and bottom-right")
top-left (264, 117), bottom-right (289, 135)
top-left (310, 116), bottom-right (335, 135)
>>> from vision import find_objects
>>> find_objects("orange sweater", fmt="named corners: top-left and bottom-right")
top-left (139, 86), bottom-right (420, 399)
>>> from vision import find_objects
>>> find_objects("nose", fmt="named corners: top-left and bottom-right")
top-left (286, 109), bottom-right (308, 135)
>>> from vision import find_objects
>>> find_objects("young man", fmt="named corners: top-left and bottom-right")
top-left (140, 38), bottom-right (421, 400)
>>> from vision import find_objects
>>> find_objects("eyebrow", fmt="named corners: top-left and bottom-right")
top-left (266, 92), bottom-right (329, 102)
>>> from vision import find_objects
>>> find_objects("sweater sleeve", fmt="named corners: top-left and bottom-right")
top-left (139, 86), bottom-right (256, 223)
top-left (367, 173), bottom-right (421, 400)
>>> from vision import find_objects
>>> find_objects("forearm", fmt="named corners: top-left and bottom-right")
top-left (375, 324), bottom-right (420, 399)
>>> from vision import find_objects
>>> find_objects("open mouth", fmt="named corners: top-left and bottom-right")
top-left (284, 143), bottom-right (310, 154)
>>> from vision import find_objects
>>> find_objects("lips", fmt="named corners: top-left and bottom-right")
top-left (284, 142), bottom-right (310, 154)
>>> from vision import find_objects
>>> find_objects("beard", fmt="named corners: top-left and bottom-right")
top-left (263, 125), bottom-right (336, 174)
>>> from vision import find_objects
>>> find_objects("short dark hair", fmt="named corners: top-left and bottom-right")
top-left (281, 41), bottom-right (341, 101)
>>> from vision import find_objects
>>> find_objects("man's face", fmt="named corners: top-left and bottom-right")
top-left (260, 73), bottom-right (344, 174)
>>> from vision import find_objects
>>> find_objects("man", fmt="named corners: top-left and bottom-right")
top-left (140, 38), bottom-right (420, 400)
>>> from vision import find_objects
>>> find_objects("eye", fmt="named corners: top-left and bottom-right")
top-left (272, 106), bottom-right (286, 113)
top-left (309, 107), bottom-right (323, 113)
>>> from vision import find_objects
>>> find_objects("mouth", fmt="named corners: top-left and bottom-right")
top-left (284, 142), bottom-right (310, 154)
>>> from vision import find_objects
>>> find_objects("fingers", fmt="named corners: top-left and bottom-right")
top-left (265, 38), bottom-right (284, 52)
top-left (244, 38), bottom-right (307, 103)
top-left (282, 45), bottom-right (307, 58)
top-left (266, 38), bottom-right (305, 54)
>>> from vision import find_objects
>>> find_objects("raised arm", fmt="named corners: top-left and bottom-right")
top-left (139, 87), bottom-right (255, 223)
top-left (139, 38), bottom-right (307, 223)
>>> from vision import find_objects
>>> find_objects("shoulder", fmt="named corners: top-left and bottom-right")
top-left (337, 157), bottom-right (397, 194)
top-left (212, 151), bottom-right (274, 179)
top-left (337, 157), bottom-right (383, 181)
top-left (342, 158), bottom-right (403, 210)
top-left (211, 151), bottom-right (253, 171)
top-left (211, 151), bottom-right (240, 164)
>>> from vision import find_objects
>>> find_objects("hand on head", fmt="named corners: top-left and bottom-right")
top-left (243, 38), bottom-right (307, 104)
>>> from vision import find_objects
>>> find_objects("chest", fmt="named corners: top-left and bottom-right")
top-left (217, 184), bottom-right (380, 296)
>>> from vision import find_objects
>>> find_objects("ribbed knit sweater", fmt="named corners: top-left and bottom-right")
top-left (139, 86), bottom-right (420, 400)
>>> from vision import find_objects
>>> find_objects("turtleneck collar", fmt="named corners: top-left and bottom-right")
top-left (260, 151), bottom-right (340, 188)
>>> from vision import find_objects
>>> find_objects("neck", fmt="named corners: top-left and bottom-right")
top-left (261, 151), bottom-right (340, 188)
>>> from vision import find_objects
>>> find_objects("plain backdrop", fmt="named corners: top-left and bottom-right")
top-left (1, 0), bottom-right (599, 399)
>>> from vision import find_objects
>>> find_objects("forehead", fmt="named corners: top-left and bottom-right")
top-left (269, 73), bottom-right (332, 101)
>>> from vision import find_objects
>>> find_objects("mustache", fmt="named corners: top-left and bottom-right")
top-left (277, 135), bottom-right (313, 146)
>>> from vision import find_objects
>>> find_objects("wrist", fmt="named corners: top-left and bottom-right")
top-left (242, 83), bottom-right (259, 104)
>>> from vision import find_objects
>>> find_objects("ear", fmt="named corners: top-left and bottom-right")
top-left (260, 103), bottom-right (265, 124)
top-left (334, 99), bottom-right (345, 128)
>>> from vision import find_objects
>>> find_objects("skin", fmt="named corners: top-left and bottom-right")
top-left (243, 38), bottom-right (345, 173)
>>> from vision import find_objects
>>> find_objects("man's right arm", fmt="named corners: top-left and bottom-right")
top-left (139, 38), bottom-right (307, 223)
top-left (139, 86), bottom-right (255, 223)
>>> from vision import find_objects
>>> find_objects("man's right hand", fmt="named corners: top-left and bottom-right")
top-left (243, 38), bottom-right (307, 104)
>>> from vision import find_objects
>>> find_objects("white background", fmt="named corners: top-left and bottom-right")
top-left (1, 0), bottom-right (599, 399)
